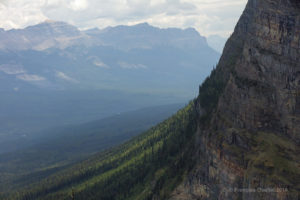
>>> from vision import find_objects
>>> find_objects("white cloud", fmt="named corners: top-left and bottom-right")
top-left (0, 0), bottom-right (47, 30)
top-left (0, 0), bottom-right (248, 37)
top-left (55, 71), bottom-right (78, 82)
top-left (118, 62), bottom-right (147, 69)
top-left (0, 64), bottom-right (25, 75)
top-left (88, 56), bottom-right (110, 68)
top-left (13, 87), bottom-right (19, 91)
top-left (93, 61), bottom-right (109, 68)
top-left (69, 0), bottom-right (88, 11)
top-left (17, 74), bottom-right (46, 81)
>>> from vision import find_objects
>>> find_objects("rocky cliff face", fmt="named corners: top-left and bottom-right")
top-left (170, 0), bottom-right (300, 199)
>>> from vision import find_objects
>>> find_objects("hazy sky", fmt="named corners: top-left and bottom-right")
top-left (0, 0), bottom-right (247, 37)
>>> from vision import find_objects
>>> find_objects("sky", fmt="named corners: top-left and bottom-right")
top-left (0, 0), bottom-right (247, 38)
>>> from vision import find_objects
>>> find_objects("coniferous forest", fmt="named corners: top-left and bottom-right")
top-left (8, 102), bottom-right (197, 200)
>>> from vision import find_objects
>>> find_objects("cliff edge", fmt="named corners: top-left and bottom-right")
top-left (171, 0), bottom-right (300, 199)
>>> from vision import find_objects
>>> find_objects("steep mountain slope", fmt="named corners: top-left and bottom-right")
top-left (6, 0), bottom-right (300, 199)
top-left (171, 0), bottom-right (300, 199)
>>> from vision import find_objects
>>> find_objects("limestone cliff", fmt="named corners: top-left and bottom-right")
top-left (170, 0), bottom-right (300, 199)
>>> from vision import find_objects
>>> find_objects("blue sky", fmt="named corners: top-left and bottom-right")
top-left (0, 0), bottom-right (247, 37)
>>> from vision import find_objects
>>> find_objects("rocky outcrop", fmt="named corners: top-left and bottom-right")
top-left (170, 0), bottom-right (300, 199)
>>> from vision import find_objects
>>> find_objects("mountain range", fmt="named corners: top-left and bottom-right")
top-left (0, 21), bottom-right (219, 96)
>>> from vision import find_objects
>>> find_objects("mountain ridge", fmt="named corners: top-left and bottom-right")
top-left (0, 21), bottom-right (209, 51)
top-left (0, 21), bottom-right (219, 96)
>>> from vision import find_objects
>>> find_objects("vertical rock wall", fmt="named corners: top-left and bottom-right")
top-left (170, 0), bottom-right (300, 199)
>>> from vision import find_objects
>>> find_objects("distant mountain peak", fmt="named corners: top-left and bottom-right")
top-left (23, 20), bottom-right (81, 39)
top-left (85, 27), bottom-right (100, 32)
top-left (184, 27), bottom-right (197, 32)
top-left (182, 27), bottom-right (203, 37)
top-left (24, 20), bottom-right (78, 33)
top-left (83, 27), bottom-right (102, 35)
top-left (43, 19), bottom-right (57, 24)
top-left (133, 22), bottom-right (150, 27)
top-left (35, 20), bottom-right (77, 28)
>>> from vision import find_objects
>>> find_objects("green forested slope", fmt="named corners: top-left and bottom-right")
top-left (10, 102), bottom-right (197, 200)
top-left (0, 104), bottom-right (183, 196)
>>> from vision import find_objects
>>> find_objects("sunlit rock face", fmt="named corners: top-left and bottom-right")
top-left (170, 0), bottom-right (300, 199)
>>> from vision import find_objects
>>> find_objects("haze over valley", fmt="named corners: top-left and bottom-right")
top-left (0, 21), bottom-right (220, 154)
